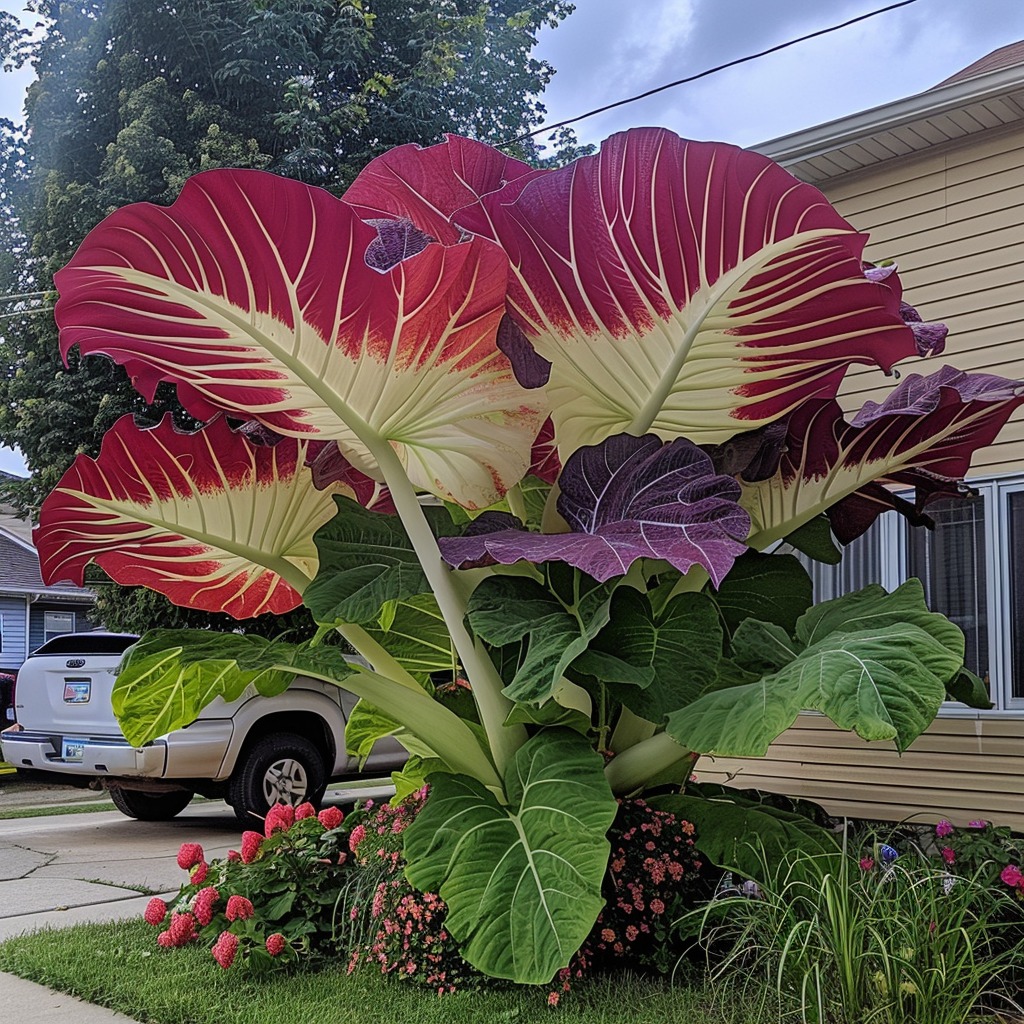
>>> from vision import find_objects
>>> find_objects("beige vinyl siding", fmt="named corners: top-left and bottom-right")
top-left (699, 715), bottom-right (1024, 829)
top-left (816, 121), bottom-right (1024, 477)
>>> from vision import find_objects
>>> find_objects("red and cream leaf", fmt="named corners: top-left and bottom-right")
top-left (54, 169), bottom-right (545, 509)
top-left (741, 366), bottom-right (1024, 548)
top-left (453, 128), bottom-right (923, 458)
top-left (34, 415), bottom-right (350, 619)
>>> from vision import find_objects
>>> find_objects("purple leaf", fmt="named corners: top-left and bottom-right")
top-left (440, 434), bottom-right (750, 584)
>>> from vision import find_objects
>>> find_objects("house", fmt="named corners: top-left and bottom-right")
top-left (0, 474), bottom-right (97, 673)
top-left (699, 42), bottom-right (1024, 828)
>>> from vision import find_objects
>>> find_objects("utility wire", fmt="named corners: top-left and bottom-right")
top-left (510, 0), bottom-right (921, 144)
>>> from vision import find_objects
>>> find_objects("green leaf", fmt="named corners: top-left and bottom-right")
top-left (946, 667), bottom-right (993, 709)
top-left (709, 550), bottom-right (813, 635)
top-left (577, 590), bottom-right (723, 723)
top-left (345, 697), bottom-right (438, 766)
top-left (403, 729), bottom-right (616, 984)
top-left (730, 618), bottom-right (799, 674)
top-left (391, 755), bottom-right (449, 803)
top-left (668, 620), bottom-right (960, 756)
top-left (305, 497), bottom-right (457, 625)
top-left (113, 629), bottom-right (501, 790)
top-left (364, 595), bottom-right (456, 678)
top-left (783, 514), bottom-right (842, 565)
top-left (467, 566), bottom-right (615, 704)
top-left (649, 791), bottom-right (839, 881)
top-left (504, 700), bottom-right (592, 734)
top-left (113, 630), bottom-right (357, 746)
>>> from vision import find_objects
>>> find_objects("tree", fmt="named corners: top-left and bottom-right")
top-left (0, 0), bottom-right (575, 629)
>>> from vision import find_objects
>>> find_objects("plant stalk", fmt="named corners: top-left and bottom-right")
top-left (603, 730), bottom-right (692, 795)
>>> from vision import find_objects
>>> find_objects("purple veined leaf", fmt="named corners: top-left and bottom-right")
top-left (440, 433), bottom-right (750, 584)
top-left (304, 441), bottom-right (396, 513)
top-left (34, 414), bottom-right (352, 618)
top-left (449, 128), bottom-right (927, 461)
top-left (741, 365), bottom-right (1024, 548)
top-left (54, 169), bottom-right (547, 510)
top-left (343, 134), bottom-right (546, 244)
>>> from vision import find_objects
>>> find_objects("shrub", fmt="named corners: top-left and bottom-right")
top-left (144, 802), bottom-right (351, 971)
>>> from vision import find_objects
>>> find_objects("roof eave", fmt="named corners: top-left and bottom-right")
top-left (754, 62), bottom-right (1024, 166)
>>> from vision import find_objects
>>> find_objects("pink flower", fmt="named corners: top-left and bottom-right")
top-left (226, 895), bottom-right (255, 922)
top-left (940, 847), bottom-right (956, 865)
top-left (968, 820), bottom-right (988, 829)
top-left (156, 930), bottom-right (173, 948)
top-left (167, 911), bottom-right (197, 947)
top-left (547, 992), bottom-right (560, 1007)
top-left (176, 842), bottom-right (204, 870)
top-left (295, 801), bottom-right (316, 820)
top-left (265, 933), bottom-right (287, 957)
top-left (193, 886), bottom-right (220, 927)
top-left (860, 857), bottom-right (875, 871)
top-left (935, 819), bottom-right (954, 838)
top-left (227, 850), bottom-right (241, 863)
top-left (143, 897), bottom-right (167, 926)
top-left (1001, 864), bottom-right (1023, 888)
top-left (318, 806), bottom-right (343, 830)
top-left (190, 860), bottom-right (209, 885)
top-left (241, 830), bottom-right (263, 863)
top-left (649, 898), bottom-right (665, 915)
top-left (264, 803), bottom-right (295, 837)
top-left (600, 928), bottom-right (615, 943)
top-left (349, 824), bottom-right (367, 853)
top-left (212, 930), bottom-right (239, 969)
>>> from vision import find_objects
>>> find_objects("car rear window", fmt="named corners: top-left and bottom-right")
top-left (29, 633), bottom-right (139, 657)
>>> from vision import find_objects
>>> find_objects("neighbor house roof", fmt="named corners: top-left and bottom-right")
top-left (0, 526), bottom-right (94, 601)
top-left (754, 42), bottom-right (1024, 182)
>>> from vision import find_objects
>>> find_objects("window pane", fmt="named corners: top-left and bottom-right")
top-left (44, 611), bottom-right (74, 642)
top-left (1009, 493), bottom-right (1024, 698)
top-left (795, 517), bottom-right (887, 604)
top-left (907, 494), bottom-right (988, 684)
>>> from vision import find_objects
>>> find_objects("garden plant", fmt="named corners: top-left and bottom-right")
top-left (32, 126), bottom-right (1024, 985)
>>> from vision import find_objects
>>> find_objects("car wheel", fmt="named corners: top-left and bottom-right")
top-left (227, 733), bottom-right (326, 826)
top-left (109, 786), bottom-right (193, 821)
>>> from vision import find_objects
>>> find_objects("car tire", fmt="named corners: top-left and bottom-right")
top-left (109, 786), bottom-right (194, 821)
top-left (227, 733), bottom-right (327, 826)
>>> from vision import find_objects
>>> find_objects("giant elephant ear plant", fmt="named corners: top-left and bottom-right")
top-left (35, 128), bottom-right (1022, 984)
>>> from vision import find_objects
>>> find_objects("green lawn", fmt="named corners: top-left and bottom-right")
top-left (0, 920), bottom-right (776, 1024)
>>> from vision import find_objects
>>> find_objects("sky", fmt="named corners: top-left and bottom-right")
top-left (2, 0), bottom-right (1024, 478)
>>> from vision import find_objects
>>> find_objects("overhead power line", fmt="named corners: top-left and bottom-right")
top-left (510, 0), bottom-right (921, 144)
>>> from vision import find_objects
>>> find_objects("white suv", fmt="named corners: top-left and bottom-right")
top-left (0, 632), bottom-right (405, 823)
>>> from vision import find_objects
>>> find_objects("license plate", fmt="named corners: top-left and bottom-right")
top-left (63, 681), bottom-right (91, 704)
top-left (62, 738), bottom-right (85, 762)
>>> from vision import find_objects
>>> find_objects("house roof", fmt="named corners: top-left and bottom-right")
top-left (754, 42), bottom-right (1024, 182)
top-left (0, 527), bottom-right (94, 601)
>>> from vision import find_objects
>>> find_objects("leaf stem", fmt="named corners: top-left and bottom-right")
top-left (333, 622), bottom-right (423, 692)
top-left (603, 731), bottom-right (692, 795)
top-left (356, 433), bottom-right (526, 779)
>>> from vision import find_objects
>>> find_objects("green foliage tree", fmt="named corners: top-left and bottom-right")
top-left (0, 0), bottom-right (575, 629)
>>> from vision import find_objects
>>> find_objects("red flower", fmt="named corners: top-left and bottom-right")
top-left (295, 801), bottom-right (316, 820)
top-left (940, 846), bottom-right (956, 865)
top-left (241, 830), bottom-right (263, 863)
top-left (167, 911), bottom-right (197, 946)
top-left (265, 933), bottom-right (287, 957)
top-left (318, 806), bottom-right (344, 830)
top-left (649, 898), bottom-right (665, 915)
top-left (1001, 864), bottom-right (1023, 888)
top-left (227, 850), bottom-right (241, 862)
top-left (193, 886), bottom-right (220, 927)
top-left (156, 930), bottom-right (173, 948)
top-left (143, 897), bottom-right (167, 926)
top-left (176, 842), bottom-right (204, 870)
top-left (226, 895), bottom-right (255, 922)
top-left (190, 860), bottom-right (209, 885)
top-left (859, 857), bottom-right (875, 871)
top-left (264, 803), bottom-right (295, 836)
top-left (212, 930), bottom-right (239, 969)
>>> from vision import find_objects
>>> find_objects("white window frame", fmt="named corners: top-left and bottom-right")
top-left (43, 610), bottom-right (75, 644)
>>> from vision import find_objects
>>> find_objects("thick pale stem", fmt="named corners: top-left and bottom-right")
top-left (609, 706), bottom-right (657, 754)
top-left (360, 435), bottom-right (526, 777)
top-left (668, 565), bottom-right (709, 599)
top-left (334, 622), bottom-right (422, 692)
top-left (604, 731), bottom-right (692, 795)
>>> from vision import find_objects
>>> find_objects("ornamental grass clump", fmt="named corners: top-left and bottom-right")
top-left (699, 838), bottom-right (1024, 1024)
top-left (144, 803), bottom-right (350, 971)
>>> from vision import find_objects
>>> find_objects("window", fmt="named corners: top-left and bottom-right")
top-left (797, 477), bottom-right (1024, 712)
top-left (44, 610), bottom-right (75, 644)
